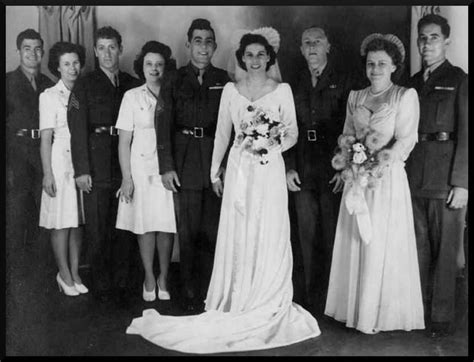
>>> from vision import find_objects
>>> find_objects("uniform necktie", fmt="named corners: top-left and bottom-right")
top-left (197, 69), bottom-right (204, 85)
top-left (31, 76), bottom-right (37, 91)
top-left (114, 74), bottom-right (120, 88)
top-left (311, 68), bottom-right (321, 88)
top-left (423, 68), bottom-right (431, 82)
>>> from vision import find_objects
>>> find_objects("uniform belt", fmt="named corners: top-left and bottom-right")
top-left (91, 126), bottom-right (119, 136)
top-left (177, 126), bottom-right (215, 138)
top-left (419, 132), bottom-right (452, 142)
top-left (15, 128), bottom-right (40, 139)
top-left (304, 129), bottom-right (326, 142)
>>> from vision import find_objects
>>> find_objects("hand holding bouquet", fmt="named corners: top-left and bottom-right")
top-left (235, 105), bottom-right (286, 164)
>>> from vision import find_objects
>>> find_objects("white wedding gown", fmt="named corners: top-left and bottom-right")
top-left (126, 82), bottom-right (321, 353)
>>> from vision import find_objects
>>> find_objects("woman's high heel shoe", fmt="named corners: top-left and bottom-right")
top-left (142, 283), bottom-right (156, 302)
top-left (157, 280), bottom-right (171, 300)
top-left (56, 273), bottom-right (80, 296)
top-left (74, 282), bottom-right (89, 294)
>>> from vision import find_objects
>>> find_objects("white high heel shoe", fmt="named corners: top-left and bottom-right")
top-left (157, 280), bottom-right (171, 300)
top-left (56, 273), bottom-right (80, 296)
top-left (142, 283), bottom-right (156, 302)
top-left (74, 282), bottom-right (89, 294)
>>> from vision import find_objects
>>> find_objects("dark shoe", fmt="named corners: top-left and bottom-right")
top-left (429, 322), bottom-right (451, 338)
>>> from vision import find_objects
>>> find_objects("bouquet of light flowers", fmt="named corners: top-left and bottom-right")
top-left (331, 128), bottom-right (395, 190)
top-left (235, 105), bottom-right (286, 164)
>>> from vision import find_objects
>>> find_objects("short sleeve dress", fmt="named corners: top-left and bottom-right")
top-left (39, 80), bottom-right (84, 229)
top-left (115, 84), bottom-right (176, 235)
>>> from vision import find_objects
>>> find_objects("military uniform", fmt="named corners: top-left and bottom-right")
top-left (406, 60), bottom-right (468, 326)
top-left (284, 63), bottom-right (355, 310)
top-left (6, 67), bottom-right (54, 253)
top-left (67, 68), bottom-right (142, 297)
top-left (157, 63), bottom-right (229, 301)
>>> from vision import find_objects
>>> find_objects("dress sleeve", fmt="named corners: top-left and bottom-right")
top-left (342, 91), bottom-right (356, 136)
top-left (391, 87), bottom-right (420, 161)
top-left (115, 90), bottom-right (134, 131)
top-left (279, 83), bottom-right (298, 152)
top-left (210, 82), bottom-right (234, 183)
top-left (39, 90), bottom-right (57, 130)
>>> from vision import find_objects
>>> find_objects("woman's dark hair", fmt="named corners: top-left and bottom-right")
top-left (47, 41), bottom-right (86, 78)
top-left (362, 37), bottom-right (405, 83)
top-left (362, 37), bottom-right (403, 69)
top-left (133, 41), bottom-right (177, 81)
top-left (235, 33), bottom-right (277, 72)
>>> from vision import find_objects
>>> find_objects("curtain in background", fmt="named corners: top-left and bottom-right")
top-left (38, 6), bottom-right (96, 81)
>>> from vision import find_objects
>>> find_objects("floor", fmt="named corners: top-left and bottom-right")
top-left (5, 229), bottom-right (469, 357)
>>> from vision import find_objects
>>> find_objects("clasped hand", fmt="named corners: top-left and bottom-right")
top-left (75, 174), bottom-right (92, 193)
top-left (161, 171), bottom-right (181, 193)
top-left (43, 173), bottom-right (57, 197)
top-left (116, 177), bottom-right (134, 203)
top-left (212, 167), bottom-right (226, 198)
top-left (447, 186), bottom-right (468, 209)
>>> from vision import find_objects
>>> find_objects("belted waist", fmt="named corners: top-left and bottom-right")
top-left (302, 128), bottom-right (326, 142)
top-left (176, 125), bottom-right (216, 138)
top-left (15, 128), bottom-right (40, 139)
top-left (90, 125), bottom-right (119, 136)
top-left (419, 132), bottom-right (453, 142)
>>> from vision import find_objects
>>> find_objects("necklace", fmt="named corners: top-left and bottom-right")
top-left (369, 82), bottom-right (393, 97)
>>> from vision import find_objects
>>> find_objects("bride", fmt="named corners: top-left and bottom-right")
top-left (126, 28), bottom-right (321, 354)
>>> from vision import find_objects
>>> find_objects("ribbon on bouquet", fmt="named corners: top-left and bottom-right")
top-left (344, 182), bottom-right (373, 245)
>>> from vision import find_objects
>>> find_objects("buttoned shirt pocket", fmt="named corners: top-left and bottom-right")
top-left (422, 87), bottom-right (456, 130)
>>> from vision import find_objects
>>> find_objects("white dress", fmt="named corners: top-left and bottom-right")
top-left (39, 80), bottom-right (84, 229)
top-left (126, 82), bottom-right (321, 353)
top-left (324, 85), bottom-right (425, 333)
top-left (115, 84), bottom-right (176, 235)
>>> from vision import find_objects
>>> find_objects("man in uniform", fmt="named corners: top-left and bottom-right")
top-left (68, 26), bottom-right (141, 305)
top-left (284, 26), bottom-right (356, 312)
top-left (6, 29), bottom-right (54, 255)
top-left (406, 14), bottom-right (468, 338)
top-left (158, 18), bottom-right (230, 312)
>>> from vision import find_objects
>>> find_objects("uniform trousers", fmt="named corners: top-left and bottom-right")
top-left (83, 183), bottom-right (139, 294)
top-left (293, 184), bottom-right (341, 310)
top-left (412, 196), bottom-right (467, 324)
top-left (177, 188), bottom-right (221, 300)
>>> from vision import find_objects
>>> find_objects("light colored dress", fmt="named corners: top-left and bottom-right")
top-left (115, 84), bottom-right (176, 235)
top-left (324, 85), bottom-right (425, 334)
top-left (39, 80), bottom-right (84, 229)
top-left (126, 82), bottom-right (321, 353)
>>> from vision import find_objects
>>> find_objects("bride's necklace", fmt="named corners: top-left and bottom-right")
top-left (369, 82), bottom-right (393, 97)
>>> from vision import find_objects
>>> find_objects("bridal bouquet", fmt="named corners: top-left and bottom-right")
top-left (235, 105), bottom-right (286, 164)
top-left (331, 128), bottom-right (394, 190)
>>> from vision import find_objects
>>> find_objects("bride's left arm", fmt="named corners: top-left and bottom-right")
top-left (391, 88), bottom-right (420, 162)
top-left (280, 84), bottom-right (299, 152)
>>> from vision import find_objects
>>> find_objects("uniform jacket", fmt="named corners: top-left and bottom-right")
top-left (406, 60), bottom-right (468, 198)
top-left (156, 62), bottom-right (229, 190)
top-left (6, 67), bottom-right (54, 182)
top-left (284, 63), bottom-right (356, 189)
top-left (67, 68), bottom-right (141, 185)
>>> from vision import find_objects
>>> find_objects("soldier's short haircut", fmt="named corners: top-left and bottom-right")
top-left (94, 26), bottom-right (122, 47)
top-left (187, 18), bottom-right (215, 42)
top-left (418, 14), bottom-right (451, 38)
top-left (16, 28), bottom-right (44, 50)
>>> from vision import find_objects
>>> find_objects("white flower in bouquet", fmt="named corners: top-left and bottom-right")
top-left (255, 123), bottom-right (269, 135)
top-left (353, 151), bottom-right (368, 164)
top-left (253, 135), bottom-right (268, 150)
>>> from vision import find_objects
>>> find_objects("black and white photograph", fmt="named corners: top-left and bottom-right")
top-left (3, 3), bottom-right (470, 356)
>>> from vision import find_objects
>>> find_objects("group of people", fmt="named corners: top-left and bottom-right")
top-left (5, 12), bottom-right (467, 354)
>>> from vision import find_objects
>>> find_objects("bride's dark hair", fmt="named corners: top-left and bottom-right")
top-left (236, 33), bottom-right (276, 72)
